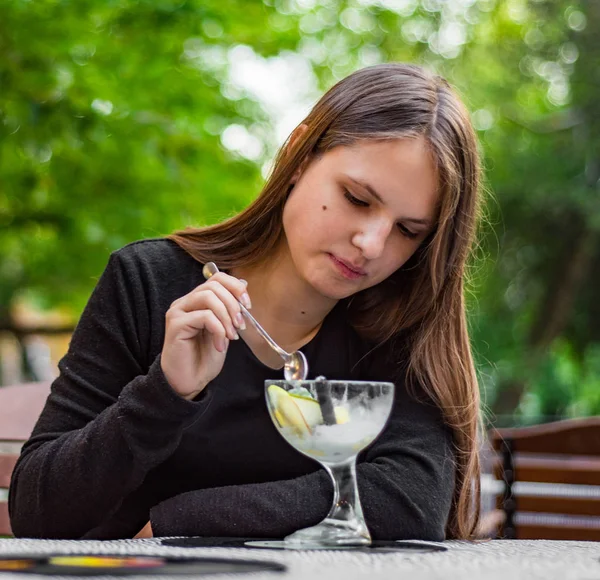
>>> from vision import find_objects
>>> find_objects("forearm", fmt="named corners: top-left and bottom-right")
top-left (149, 386), bottom-right (455, 541)
top-left (9, 357), bottom-right (206, 539)
top-left (150, 469), bottom-right (332, 539)
top-left (150, 452), bottom-right (453, 541)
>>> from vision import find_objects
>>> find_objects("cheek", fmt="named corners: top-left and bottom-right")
top-left (282, 198), bottom-right (316, 258)
top-left (283, 193), bottom-right (335, 242)
top-left (373, 240), bottom-right (421, 283)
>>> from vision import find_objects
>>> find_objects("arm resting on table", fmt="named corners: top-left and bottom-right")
top-left (150, 393), bottom-right (454, 541)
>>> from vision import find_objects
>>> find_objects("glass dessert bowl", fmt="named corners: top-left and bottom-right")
top-left (264, 378), bottom-right (394, 548)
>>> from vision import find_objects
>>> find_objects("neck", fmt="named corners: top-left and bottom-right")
top-left (230, 244), bottom-right (337, 351)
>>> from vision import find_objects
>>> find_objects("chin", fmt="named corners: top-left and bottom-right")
top-left (322, 287), bottom-right (356, 300)
top-left (306, 273), bottom-right (363, 300)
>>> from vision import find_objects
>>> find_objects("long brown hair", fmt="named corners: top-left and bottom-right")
top-left (168, 63), bottom-right (483, 539)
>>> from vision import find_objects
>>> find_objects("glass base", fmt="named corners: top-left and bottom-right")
top-left (284, 518), bottom-right (371, 547)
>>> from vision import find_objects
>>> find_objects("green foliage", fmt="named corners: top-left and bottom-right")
top-left (1, 0), bottom-right (277, 312)
top-left (1, 0), bottom-right (599, 420)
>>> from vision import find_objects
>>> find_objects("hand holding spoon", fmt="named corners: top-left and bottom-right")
top-left (202, 262), bottom-right (309, 381)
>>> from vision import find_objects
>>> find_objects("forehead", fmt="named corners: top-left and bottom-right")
top-left (324, 137), bottom-right (439, 218)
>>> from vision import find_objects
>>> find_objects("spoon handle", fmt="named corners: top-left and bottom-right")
top-left (238, 302), bottom-right (291, 359)
top-left (202, 262), bottom-right (291, 361)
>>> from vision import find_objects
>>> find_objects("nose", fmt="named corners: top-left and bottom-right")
top-left (351, 218), bottom-right (393, 260)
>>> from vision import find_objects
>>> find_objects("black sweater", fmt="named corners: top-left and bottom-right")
top-left (9, 239), bottom-right (454, 540)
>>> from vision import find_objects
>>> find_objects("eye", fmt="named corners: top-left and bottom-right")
top-left (344, 186), bottom-right (421, 240)
top-left (343, 189), bottom-right (369, 207)
top-left (396, 223), bottom-right (419, 240)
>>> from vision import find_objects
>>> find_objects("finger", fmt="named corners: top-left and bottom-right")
top-left (182, 281), bottom-right (244, 333)
top-left (197, 289), bottom-right (240, 340)
top-left (172, 309), bottom-right (229, 352)
top-left (166, 288), bottom-right (236, 340)
top-left (202, 282), bottom-right (246, 331)
top-left (202, 271), bottom-right (252, 309)
top-left (169, 271), bottom-right (245, 310)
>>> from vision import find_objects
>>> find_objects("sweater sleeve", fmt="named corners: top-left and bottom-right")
top-left (150, 365), bottom-right (455, 541)
top-left (9, 249), bottom-right (209, 539)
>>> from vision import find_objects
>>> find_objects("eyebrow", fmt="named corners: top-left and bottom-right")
top-left (348, 177), bottom-right (433, 226)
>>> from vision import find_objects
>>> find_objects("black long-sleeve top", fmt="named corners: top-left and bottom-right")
top-left (9, 239), bottom-right (454, 540)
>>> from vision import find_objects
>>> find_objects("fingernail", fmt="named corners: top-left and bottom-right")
top-left (240, 279), bottom-right (248, 286)
top-left (217, 337), bottom-right (226, 352)
top-left (232, 329), bottom-right (239, 340)
top-left (241, 293), bottom-right (252, 309)
top-left (236, 313), bottom-right (246, 330)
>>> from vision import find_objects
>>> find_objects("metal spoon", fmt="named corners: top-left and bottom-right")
top-left (202, 262), bottom-right (309, 381)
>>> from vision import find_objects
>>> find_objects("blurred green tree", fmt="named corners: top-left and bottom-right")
top-left (452, 0), bottom-right (600, 422)
top-left (1, 0), bottom-right (293, 322)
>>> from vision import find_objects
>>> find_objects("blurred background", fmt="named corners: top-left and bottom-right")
top-left (1, 0), bottom-right (599, 428)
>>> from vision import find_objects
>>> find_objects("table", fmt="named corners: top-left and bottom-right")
top-left (0, 537), bottom-right (598, 579)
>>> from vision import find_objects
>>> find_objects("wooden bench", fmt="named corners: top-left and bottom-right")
top-left (489, 417), bottom-right (600, 540)
top-left (0, 382), bottom-right (52, 536)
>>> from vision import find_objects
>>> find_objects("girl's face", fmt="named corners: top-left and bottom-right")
top-left (282, 136), bottom-right (439, 300)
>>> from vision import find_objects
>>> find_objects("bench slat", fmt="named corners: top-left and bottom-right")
top-left (0, 455), bottom-right (19, 489)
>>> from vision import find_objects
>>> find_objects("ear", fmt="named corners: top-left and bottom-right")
top-left (287, 124), bottom-right (309, 184)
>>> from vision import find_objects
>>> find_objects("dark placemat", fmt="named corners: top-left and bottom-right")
top-left (0, 554), bottom-right (286, 576)
top-left (161, 537), bottom-right (447, 553)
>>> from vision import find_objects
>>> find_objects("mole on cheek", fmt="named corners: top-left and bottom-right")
top-left (322, 205), bottom-right (327, 210)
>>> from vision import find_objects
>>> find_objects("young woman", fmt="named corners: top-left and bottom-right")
top-left (9, 63), bottom-right (482, 541)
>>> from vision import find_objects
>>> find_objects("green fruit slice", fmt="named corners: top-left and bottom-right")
top-left (267, 385), bottom-right (347, 433)
top-left (290, 393), bottom-right (323, 427)
top-left (267, 385), bottom-right (312, 435)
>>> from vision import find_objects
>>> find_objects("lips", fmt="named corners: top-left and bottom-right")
top-left (328, 254), bottom-right (367, 279)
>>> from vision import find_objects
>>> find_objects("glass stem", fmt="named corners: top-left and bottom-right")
top-left (324, 458), bottom-right (370, 539)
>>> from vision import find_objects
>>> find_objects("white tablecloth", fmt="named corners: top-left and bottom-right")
top-left (0, 537), bottom-right (598, 579)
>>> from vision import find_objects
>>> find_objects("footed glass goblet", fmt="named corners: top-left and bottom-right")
top-left (264, 379), bottom-right (394, 548)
